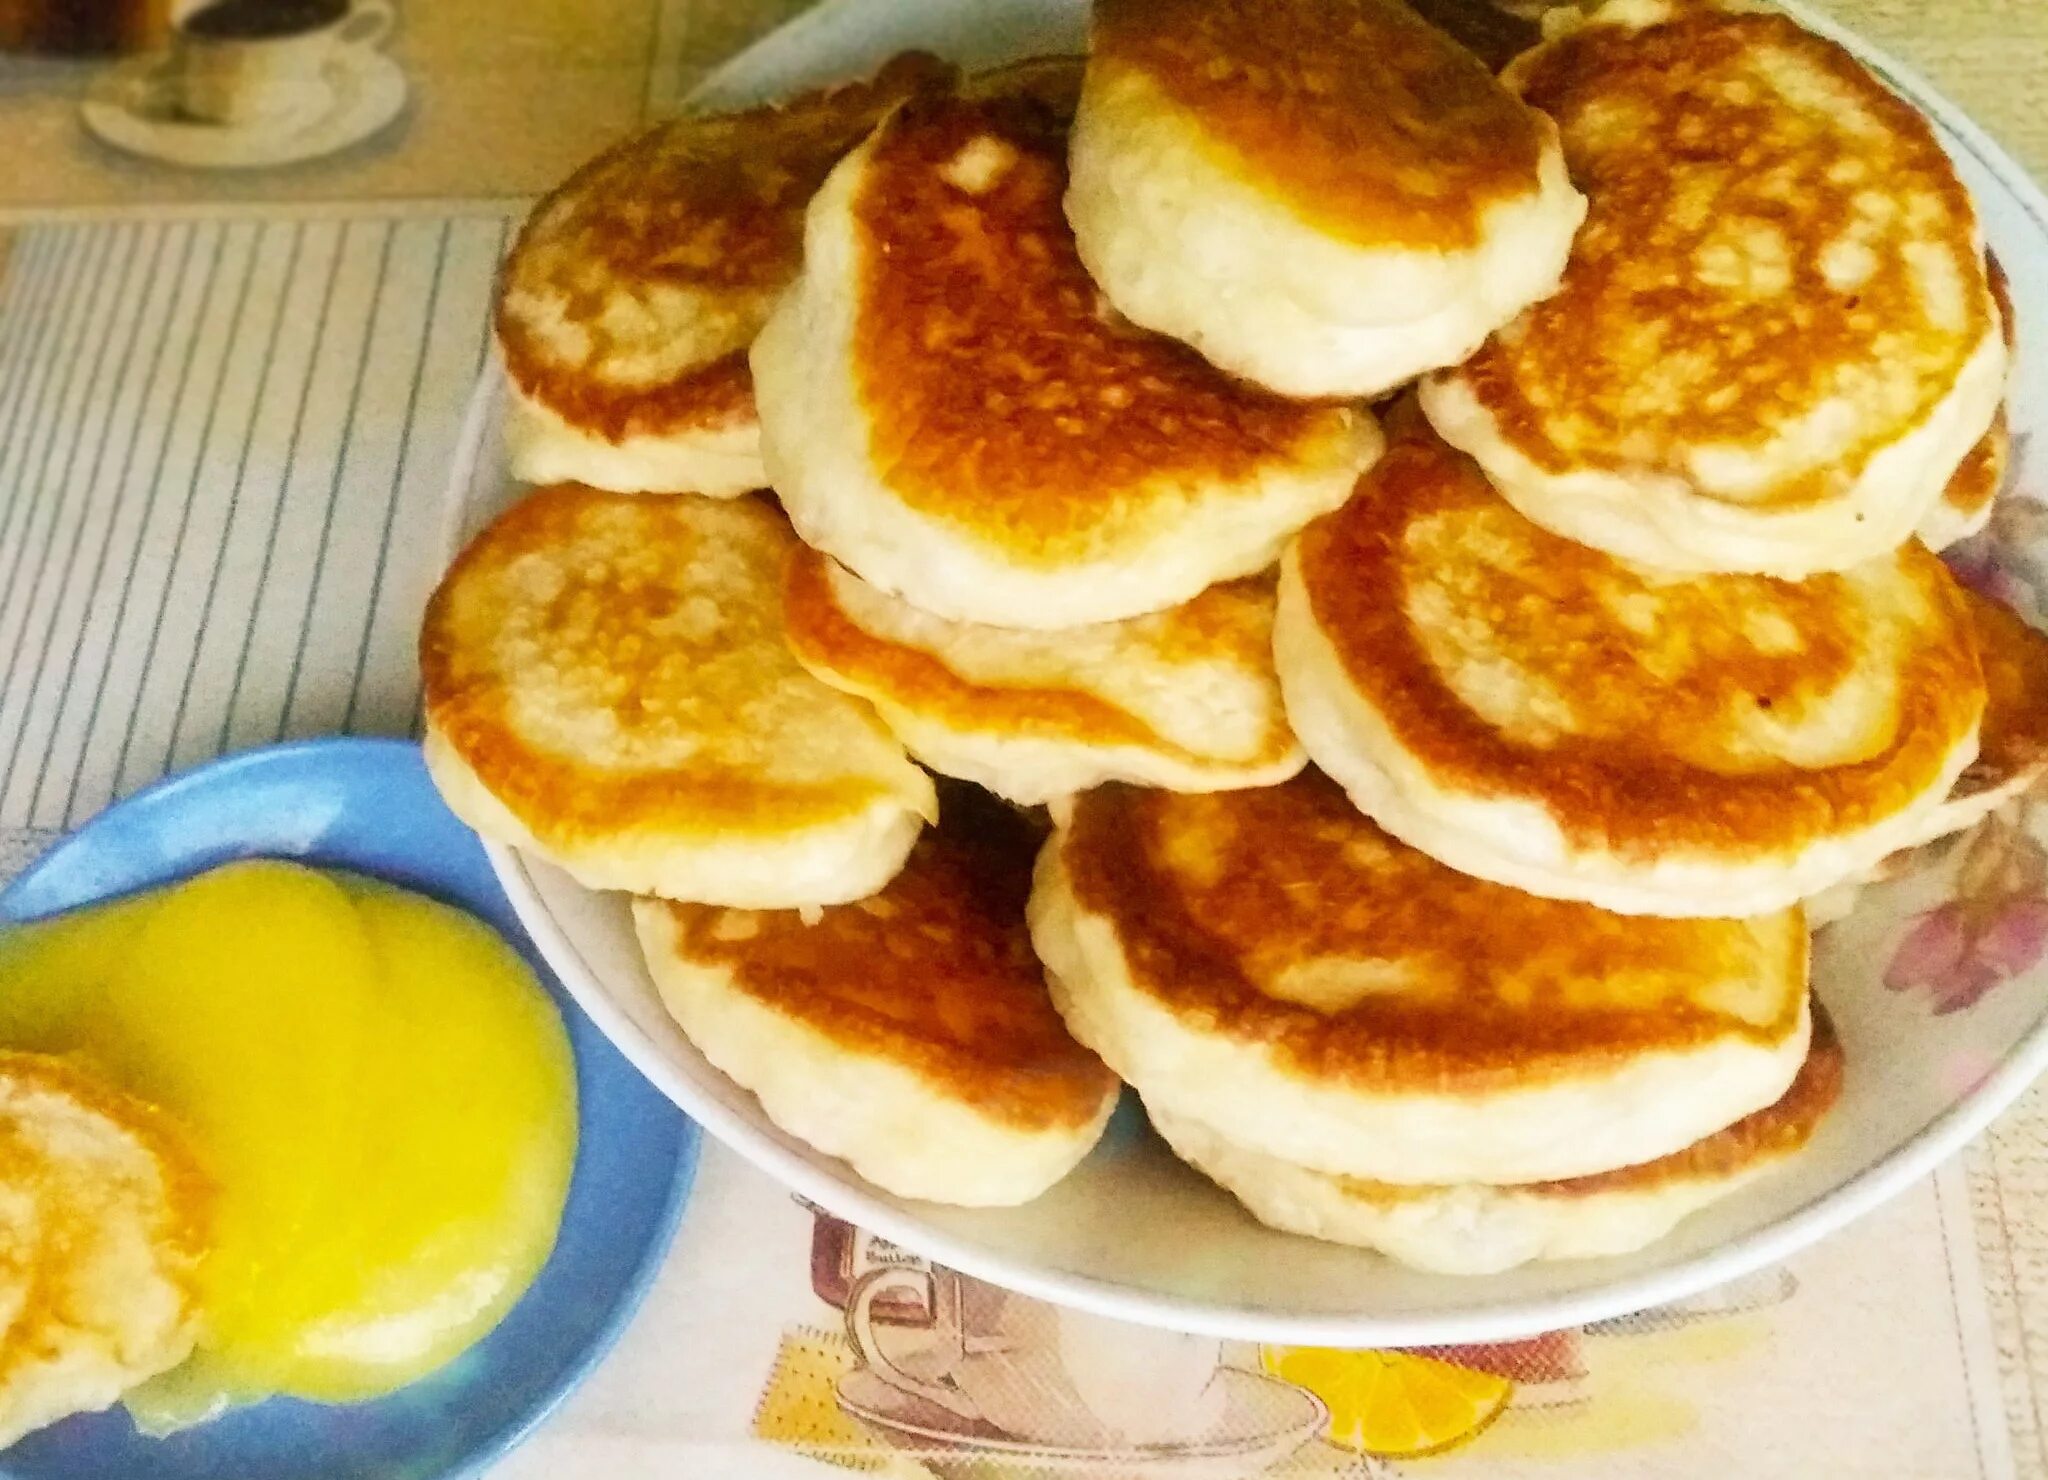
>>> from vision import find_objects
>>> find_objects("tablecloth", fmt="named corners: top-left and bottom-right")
top-left (0, 2), bottom-right (2044, 1475)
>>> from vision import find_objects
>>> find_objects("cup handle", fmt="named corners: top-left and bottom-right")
top-left (338, 1), bottom-right (393, 48)
top-left (844, 1266), bottom-right (979, 1421)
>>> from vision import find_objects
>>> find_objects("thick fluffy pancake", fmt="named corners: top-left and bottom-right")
top-left (496, 54), bottom-right (951, 496)
top-left (0, 1053), bottom-right (208, 1448)
top-left (1152, 1004), bottom-right (1841, 1274)
top-left (1029, 776), bottom-right (1811, 1186)
top-left (635, 796), bottom-right (1117, 1205)
top-left (783, 547), bottom-right (1303, 804)
top-left (1276, 408), bottom-right (1985, 916)
top-left (1420, 0), bottom-right (2007, 577)
top-left (421, 486), bottom-right (936, 908)
top-left (750, 92), bottom-right (1381, 629)
top-left (1066, 0), bottom-right (1584, 397)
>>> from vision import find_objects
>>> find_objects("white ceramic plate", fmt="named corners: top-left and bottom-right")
top-left (447, 0), bottom-right (2048, 1344)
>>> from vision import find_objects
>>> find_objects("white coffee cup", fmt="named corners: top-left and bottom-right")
top-left (171, 0), bottom-right (392, 128)
top-left (845, 1265), bottom-right (1229, 1450)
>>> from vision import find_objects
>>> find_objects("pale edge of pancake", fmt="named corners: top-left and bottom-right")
top-left (749, 126), bottom-right (1381, 630)
top-left (1065, 60), bottom-right (1586, 398)
top-left (1026, 839), bottom-right (1812, 1186)
top-left (1272, 549), bottom-right (1983, 917)
top-left (1918, 484), bottom-right (1999, 553)
top-left (1807, 773), bottom-right (2041, 929)
top-left (422, 722), bottom-right (930, 909)
top-left (500, 368), bottom-right (765, 498)
top-left (632, 899), bottom-right (1116, 1205)
top-left (1149, 1102), bottom-right (1796, 1275)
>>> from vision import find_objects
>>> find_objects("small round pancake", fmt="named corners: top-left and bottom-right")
top-left (496, 53), bottom-right (952, 496)
top-left (750, 91), bottom-right (1381, 629)
top-left (0, 1053), bottom-right (209, 1449)
top-left (1151, 1003), bottom-right (1841, 1274)
top-left (783, 547), bottom-right (1304, 805)
top-left (635, 794), bottom-right (1118, 1206)
top-left (1029, 775), bottom-right (1812, 1186)
top-left (1276, 408), bottom-right (1985, 917)
top-left (1066, 0), bottom-right (1584, 398)
top-left (1419, 0), bottom-right (2008, 577)
top-left (421, 485), bottom-right (936, 908)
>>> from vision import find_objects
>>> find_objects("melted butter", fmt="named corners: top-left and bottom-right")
top-left (0, 859), bottom-right (577, 1428)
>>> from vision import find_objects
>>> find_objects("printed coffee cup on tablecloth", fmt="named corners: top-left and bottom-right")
top-left (846, 1265), bottom-right (1228, 1450)
top-left (172, 0), bottom-right (391, 127)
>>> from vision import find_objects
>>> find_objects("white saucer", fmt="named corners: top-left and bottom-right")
top-left (81, 48), bottom-right (406, 170)
top-left (836, 1367), bottom-right (1325, 1475)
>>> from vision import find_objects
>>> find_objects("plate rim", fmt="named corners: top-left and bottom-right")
top-left (454, 2), bottom-right (2048, 1344)
top-left (0, 735), bottom-right (699, 1480)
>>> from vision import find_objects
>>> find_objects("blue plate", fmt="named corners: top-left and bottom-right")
top-left (0, 738), bottom-right (697, 1480)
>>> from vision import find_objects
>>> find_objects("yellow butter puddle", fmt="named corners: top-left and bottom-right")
top-left (0, 859), bottom-right (577, 1428)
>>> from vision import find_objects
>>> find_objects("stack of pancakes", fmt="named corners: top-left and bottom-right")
top-left (422, 0), bottom-right (2045, 1268)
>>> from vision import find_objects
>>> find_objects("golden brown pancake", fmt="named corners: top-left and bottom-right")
top-left (420, 486), bottom-right (935, 907)
top-left (1029, 774), bottom-right (1812, 1186)
top-left (783, 547), bottom-right (1303, 804)
top-left (0, 1052), bottom-right (210, 1447)
top-left (1151, 1001), bottom-right (1842, 1273)
top-left (1067, 0), bottom-right (1583, 397)
top-left (1275, 405), bottom-right (1986, 916)
top-left (495, 53), bottom-right (953, 495)
top-left (1421, 0), bottom-right (2007, 576)
top-left (749, 90), bottom-right (1380, 628)
top-left (635, 789), bottom-right (1118, 1205)
top-left (1092, 0), bottom-right (1551, 251)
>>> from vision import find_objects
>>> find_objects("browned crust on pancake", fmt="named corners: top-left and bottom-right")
top-left (1458, 7), bottom-right (1993, 506)
top-left (851, 94), bottom-right (1362, 561)
top-left (0, 1051), bottom-right (212, 1386)
top-left (498, 53), bottom-right (953, 444)
top-left (1954, 591), bottom-right (2048, 803)
top-left (783, 547), bottom-right (1295, 767)
top-left (1061, 775), bottom-right (1807, 1093)
top-left (1942, 408), bottom-right (2011, 523)
top-left (420, 485), bottom-right (898, 841)
top-left (656, 796), bottom-right (1114, 1132)
top-left (1091, 0), bottom-right (1550, 249)
top-left (1298, 410), bottom-right (1984, 858)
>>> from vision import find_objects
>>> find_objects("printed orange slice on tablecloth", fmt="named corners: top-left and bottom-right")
top-left (1260, 1346), bottom-right (1513, 1457)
